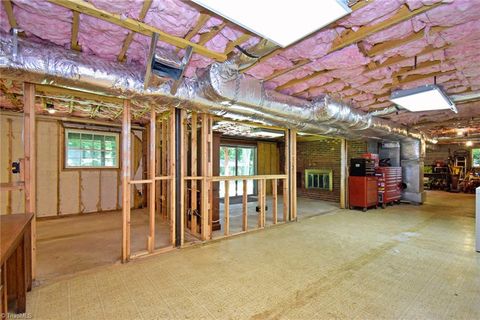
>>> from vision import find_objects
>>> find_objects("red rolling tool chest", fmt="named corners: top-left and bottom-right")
top-left (376, 167), bottom-right (402, 208)
top-left (348, 176), bottom-right (378, 211)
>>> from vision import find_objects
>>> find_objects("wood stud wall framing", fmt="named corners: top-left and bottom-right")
top-left (9, 82), bottom-right (300, 271)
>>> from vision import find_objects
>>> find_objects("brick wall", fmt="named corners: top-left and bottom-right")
top-left (294, 138), bottom-right (367, 203)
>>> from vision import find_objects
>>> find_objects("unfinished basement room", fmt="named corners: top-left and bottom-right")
top-left (0, 0), bottom-right (479, 319)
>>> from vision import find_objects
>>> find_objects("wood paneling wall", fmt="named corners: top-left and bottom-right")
top-left (257, 142), bottom-right (280, 194)
top-left (0, 114), bottom-right (145, 216)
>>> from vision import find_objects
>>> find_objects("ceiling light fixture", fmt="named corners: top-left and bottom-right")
top-left (191, 0), bottom-right (351, 48)
top-left (466, 141), bottom-right (473, 147)
top-left (46, 102), bottom-right (56, 114)
top-left (389, 85), bottom-right (457, 113)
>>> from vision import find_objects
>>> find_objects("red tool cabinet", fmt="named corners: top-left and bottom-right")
top-left (348, 176), bottom-right (378, 211)
top-left (376, 167), bottom-right (402, 208)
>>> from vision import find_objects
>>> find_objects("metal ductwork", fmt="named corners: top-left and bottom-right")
top-left (0, 31), bottom-right (432, 142)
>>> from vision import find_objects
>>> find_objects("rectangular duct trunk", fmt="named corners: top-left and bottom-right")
top-left (400, 139), bottom-right (426, 204)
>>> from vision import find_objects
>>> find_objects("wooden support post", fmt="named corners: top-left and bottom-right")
top-left (122, 100), bottom-right (132, 262)
top-left (340, 138), bottom-right (348, 209)
top-left (200, 113), bottom-right (209, 240)
top-left (161, 118), bottom-right (167, 219)
top-left (169, 107), bottom-right (176, 246)
top-left (258, 179), bottom-right (264, 228)
top-left (272, 179), bottom-right (278, 224)
top-left (290, 130), bottom-right (297, 221)
top-left (242, 179), bottom-right (248, 231)
top-left (283, 130), bottom-right (290, 222)
top-left (207, 115), bottom-right (213, 239)
top-left (23, 83), bottom-right (36, 278)
top-left (179, 109), bottom-right (186, 246)
top-left (148, 106), bottom-right (156, 252)
top-left (190, 112), bottom-right (198, 234)
top-left (224, 181), bottom-right (229, 236)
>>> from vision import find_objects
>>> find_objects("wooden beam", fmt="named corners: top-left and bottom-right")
top-left (200, 113), bottom-right (209, 240)
top-left (224, 34), bottom-right (252, 55)
top-left (48, 0), bottom-right (227, 61)
top-left (118, 0), bottom-right (152, 62)
top-left (272, 179), bottom-right (277, 224)
top-left (368, 26), bottom-right (446, 57)
top-left (289, 130), bottom-right (297, 221)
top-left (190, 112), bottom-right (198, 234)
top-left (245, 3), bottom-right (441, 82)
top-left (197, 22), bottom-right (227, 46)
top-left (240, 48), bottom-right (282, 73)
top-left (179, 109), bottom-right (186, 246)
top-left (224, 181), bottom-right (229, 236)
top-left (23, 83), bottom-right (36, 279)
top-left (258, 179), bottom-right (264, 228)
top-left (169, 107), bottom-right (176, 246)
top-left (184, 13), bottom-right (211, 42)
top-left (71, 11), bottom-right (82, 51)
top-left (148, 105), bottom-right (155, 252)
top-left (330, 3), bottom-right (442, 53)
top-left (276, 45), bottom-right (447, 94)
top-left (121, 99), bottom-right (131, 262)
top-left (3, 0), bottom-right (19, 29)
top-left (283, 130), bottom-right (289, 222)
top-left (242, 179), bottom-right (248, 231)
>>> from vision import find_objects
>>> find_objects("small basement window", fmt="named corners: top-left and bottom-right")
top-left (305, 169), bottom-right (333, 191)
top-left (65, 129), bottom-right (119, 168)
top-left (473, 148), bottom-right (480, 167)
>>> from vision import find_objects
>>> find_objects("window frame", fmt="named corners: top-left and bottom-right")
top-left (473, 148), bottom-right (480, 168)
top-left (305, 169), bottom-right (333, 191)
top-left (64, 128), bottom-right (120, 169)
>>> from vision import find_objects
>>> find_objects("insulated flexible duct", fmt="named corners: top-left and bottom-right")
top-left (0, 31), bottom-right (432, 142)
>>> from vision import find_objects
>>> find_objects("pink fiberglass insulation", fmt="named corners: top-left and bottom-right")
top-left (247, 55), bottom-right (294, 79)
top-left (88, 0), bottom-right (144, 18)
top-left (13, 0), bottom-right (72, 47)
top-left (365, 20), bottom-right (413, 45)
top-left (78, 15), bottom-right (128, 60)
top-left (432, 21), bottom-right (480, 47)
top-left (338, 0), bottom-right (404, 28)
top-left (0, 2), bottom-right (9, 33)
top-left (143, 0), bottom-right (199, 38)
top-left (353, 93), bottom-right (374, 102)
top-left (328, 66), bottom-right (366, 79)
top-left (316, 44), bottom-right (370, 70)
top-left (421, 0), bottom-right (480, 26)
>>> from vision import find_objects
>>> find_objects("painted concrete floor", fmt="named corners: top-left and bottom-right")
top-left (27, 191), bottom-right (479, 319)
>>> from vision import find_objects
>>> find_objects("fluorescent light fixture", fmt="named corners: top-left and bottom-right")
top-left (466, 141), bottom-right (473, 147)
top-left (389, 85), bottom-right (457, 113)
top-left (191, 0), bottom-right (351, 48)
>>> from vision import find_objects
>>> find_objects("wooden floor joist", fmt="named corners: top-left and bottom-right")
top-left (47, 0), bottom-right (227, 61)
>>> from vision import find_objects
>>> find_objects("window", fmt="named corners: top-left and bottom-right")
top-left (219, 145), bottom-right (256, 198)
top-left (305, 169), bottom-right (333, 191)
top-left (65, 129), bottom-right (119, 168)
top-left (473, 148), bottom-right (480, 167)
